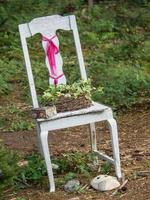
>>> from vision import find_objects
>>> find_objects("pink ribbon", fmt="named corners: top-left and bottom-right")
top-left (49, 73), bottom-right (64, 85)
top-left (42, 35), bottom-right (63, 85)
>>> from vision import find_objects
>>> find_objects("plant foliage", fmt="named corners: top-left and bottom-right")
top-left (42, 79), bottom-right (97, 104)
top-left (0, 145), bottom-right (20, 190)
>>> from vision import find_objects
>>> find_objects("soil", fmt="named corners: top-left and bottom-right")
top-left (0, 106), bottom-right (150, 200)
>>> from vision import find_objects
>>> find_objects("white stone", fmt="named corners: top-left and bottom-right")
top-left (91, 175), bottom-right (120, 191)
top-left (64, 180), bottom-right (80, 192)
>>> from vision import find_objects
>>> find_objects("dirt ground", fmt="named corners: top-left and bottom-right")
top-left (0, 105), bottom-right (150, 200)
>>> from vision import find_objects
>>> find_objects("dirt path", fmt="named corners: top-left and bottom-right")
top-left (0, 107), bottom-right (150, 200)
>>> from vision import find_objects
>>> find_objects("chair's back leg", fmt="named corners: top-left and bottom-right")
top-left (89, 123), bottom-right (99, 165)
top-left (36, 123), bottom-right (44, 156)
top-left (89, 123), bottom-right (97, 151)
top-left (107, 118), bottom-right (122, 179)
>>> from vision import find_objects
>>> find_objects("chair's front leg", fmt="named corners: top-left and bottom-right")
top-left (107, 118), bottom-right (122, 180)
top-left (40, 130), bottom-right (55, 192)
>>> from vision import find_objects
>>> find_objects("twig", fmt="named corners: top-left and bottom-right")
top-left (111, 179), bottom-right (128, 196)
top-left (137, 171), bottom-right (150, 177)
top-left (138, 171), bottom-right (150, 174)
top-left (77, 184), bottom-right (90, 193)
top-left (15, 177), bottom-right (31, 187)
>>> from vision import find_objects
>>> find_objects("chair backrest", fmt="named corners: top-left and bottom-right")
top-left (19, 15), bottom-right (87, 108)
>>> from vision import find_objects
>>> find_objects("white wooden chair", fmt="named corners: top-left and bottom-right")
top-left (18, 15), bottom-right (122, 192)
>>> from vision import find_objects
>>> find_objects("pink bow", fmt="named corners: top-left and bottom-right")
top-left (42, 35), bottom-right (58, 76)
top-left (42, 35), bottom-right (63, 85)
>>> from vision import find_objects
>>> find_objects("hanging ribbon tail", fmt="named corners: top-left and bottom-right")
top-left (47, 43), bottom-right (57, 75)
top-left (54, 79), bottom-right (58, 86)
top-left (49, 73), bottom-right (64, 86)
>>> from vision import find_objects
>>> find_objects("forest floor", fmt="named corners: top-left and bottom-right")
top-left (0, 103), bottom-right (150, 200)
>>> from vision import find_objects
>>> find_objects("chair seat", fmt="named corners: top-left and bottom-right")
top-left (37, 102), bottom-right (110, 122)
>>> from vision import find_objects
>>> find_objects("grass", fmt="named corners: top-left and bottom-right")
top-left (0, 104), bottom-right (35, 131)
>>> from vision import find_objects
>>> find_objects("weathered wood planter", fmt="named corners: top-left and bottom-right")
top-left (32, 96), bottom-right (92, 119)
top-left (32, 106), bottom-right (57, 119)
top-left (49, 95), bottom-right (92, 113)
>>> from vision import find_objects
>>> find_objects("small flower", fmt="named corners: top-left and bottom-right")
top-left (64, 93), bottom-right (71, 98)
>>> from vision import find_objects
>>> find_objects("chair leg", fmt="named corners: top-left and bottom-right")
top-left (40, 130), bottom-right (55, 192)
top-left (107, 118), bottom-right (122, 179)
top-left (90, 123), bottom-right (99, 165)
top-left (90, 123), bottom-right (97, 151)
top-left (36, 123), bottom-right (44, 156)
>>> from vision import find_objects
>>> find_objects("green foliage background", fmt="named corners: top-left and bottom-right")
top-left (0, 0), bottom-right (150, 131)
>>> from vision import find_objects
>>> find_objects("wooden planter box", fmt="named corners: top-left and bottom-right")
top-left (49, 95), bottom-right (92, 113)
top-left (32, 96), bottom-right (92, 119)
top-left (32, 105), bottom-right (57, 119)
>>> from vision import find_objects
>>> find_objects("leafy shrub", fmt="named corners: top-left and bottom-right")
top-left (17, 154), bottom-right (47, 185)
top-left (16, 153), bottom-right (97, 187)
top-left (0, 153), bottom-right (46, 190)
top-left (0, 60), bottom-right (21, 94)
top-left (0, 145), bottom-right (20, 190)
top-left (52, 152), bottom-right (97, 177)
top-left (92, 67), bottom-right (150, 109)
top-left (10, 121), bottom-right (35, 131)
top-left (0, 105), bottom-right (35, 132)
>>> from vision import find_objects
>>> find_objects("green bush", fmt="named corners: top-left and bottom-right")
top-left (92, 67), bottom-right (150, 109)
top-left (0, 60), bottom-right (21, 94)
top-left (52, 152), bottom-right (97, 177)
top-left (0, 152), bottom-right (46, 190)
top-left (10, 121), bottom-right (35, 131)
top-left (0, 145), bottom-right (20, 190)
top-left (17, 154), bottom-right (47, 185)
